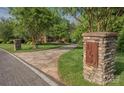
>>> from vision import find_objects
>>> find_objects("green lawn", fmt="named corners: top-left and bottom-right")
top-left (58, 48), bottom-right (124, 86)
top-left (0, 43), bottom-right (62, 53)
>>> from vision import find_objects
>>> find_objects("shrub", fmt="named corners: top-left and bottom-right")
top-left (6, 39), bottom-right (14, 44)
top-left (0, 39), bottom-right (3, 43)
top-left (26, 41), bottom-right (32, 45)
top-left (117, 30), bottom-right (124, 52)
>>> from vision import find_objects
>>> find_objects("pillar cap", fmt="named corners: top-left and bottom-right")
top-left (83, 32), bottom-right (118, 37)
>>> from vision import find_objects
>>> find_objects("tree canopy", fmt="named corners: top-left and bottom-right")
top-left (0, 7), bottom-right (124, 51)
top-left (60, 8), bottom-right (124, 45)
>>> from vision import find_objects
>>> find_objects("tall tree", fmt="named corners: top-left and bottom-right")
top-left (10, 8), bottom-right (55, 48)
top-left (0, 19), bottom-right (14, 43)
top-left (61, 7), bottom-right (124, 32)
top-left (49, 17), bottom-right (70, 43)
top-left (61, 8), bottom-right (124, 43)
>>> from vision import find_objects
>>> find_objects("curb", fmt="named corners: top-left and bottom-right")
top-left (0, 48), bottom-right (59, 86)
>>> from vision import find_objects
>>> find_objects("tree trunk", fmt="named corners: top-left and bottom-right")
top-left (87, 8), bottom-right (93, 32)
top-left (97, 22), bottom-right (100, 32)
top-left (32, 36), bottom-right (37, 49)
top-left (40, 33), bottom-right (47, 44)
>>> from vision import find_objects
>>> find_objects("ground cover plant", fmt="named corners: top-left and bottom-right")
top-left (58, 48), bottom-right (124, 85)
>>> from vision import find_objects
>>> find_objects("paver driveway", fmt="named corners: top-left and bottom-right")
top-left (0, 48), bottom-right (59, 86)
top-left (15, 44), bottom-right (77, 82)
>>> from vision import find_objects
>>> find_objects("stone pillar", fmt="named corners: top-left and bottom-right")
top-left (83, 32), bottom-right (117, 85)
top-left (14, 39), bottom-right (21, 51)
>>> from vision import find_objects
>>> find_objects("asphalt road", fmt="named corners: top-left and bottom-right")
top-left (0, 48), bottom-right (59, 86)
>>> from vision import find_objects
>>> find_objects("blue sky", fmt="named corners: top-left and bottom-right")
top-left (0, 7), bottom-right (11, 19)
